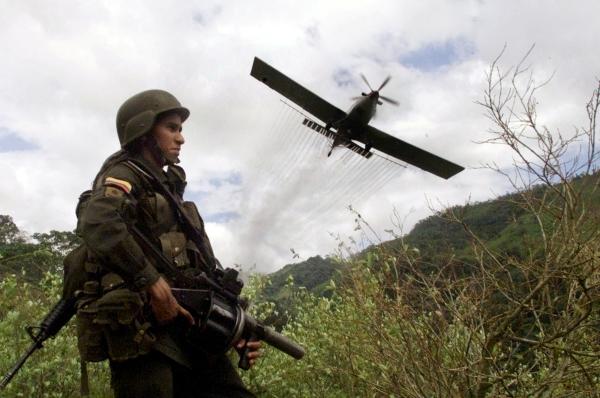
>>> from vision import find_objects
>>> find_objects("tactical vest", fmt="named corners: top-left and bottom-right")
top-left (64, 152), bottom-right (209, 363)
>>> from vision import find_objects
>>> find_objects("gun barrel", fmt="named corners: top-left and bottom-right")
top-left (1, 342), bottom-right (39, 389)
top-left (244, 314), bottom-right (305, 360)
top-left (0, 298), bottom-right (75, 390)
top-left (260, 325), bottom-right (305, 359)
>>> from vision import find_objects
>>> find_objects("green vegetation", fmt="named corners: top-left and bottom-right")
top-left (0, 224), bottom-right (110, 398)
top-left (263, 255), bottom-right (343, 298)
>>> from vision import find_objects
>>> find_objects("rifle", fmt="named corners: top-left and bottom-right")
top-left (1, 298), bottom-right (76, 389)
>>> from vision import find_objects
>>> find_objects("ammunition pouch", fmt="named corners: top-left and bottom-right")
top-left (76, 276), bottom-right (156, 362)
top-left (155, 201), bottom-right (207, 270)
top-left (63, 244), bottom-right (92, 300)
top-left (159, 231), bottom-right (189, 268)
top-left (182, 201), bottom-right (204, 230)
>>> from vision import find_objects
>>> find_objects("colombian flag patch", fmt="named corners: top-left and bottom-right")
top-left (105, 177), bottom-right (132, 194)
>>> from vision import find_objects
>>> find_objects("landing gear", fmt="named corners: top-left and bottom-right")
top-left (365, 142), bottom-right (372, 152)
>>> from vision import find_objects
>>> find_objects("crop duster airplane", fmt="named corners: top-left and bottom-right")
top-left (250, 57), bottom-right (464, 179)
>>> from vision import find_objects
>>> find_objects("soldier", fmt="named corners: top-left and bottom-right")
top-left (76, 89), bottom-right (260, 397)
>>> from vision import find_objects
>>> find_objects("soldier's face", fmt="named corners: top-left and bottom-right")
top-left (151, 113), bottom-right (185, 162)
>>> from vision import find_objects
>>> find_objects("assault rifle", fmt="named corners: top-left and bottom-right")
top-left (1, 298), bottom-right (76, 390)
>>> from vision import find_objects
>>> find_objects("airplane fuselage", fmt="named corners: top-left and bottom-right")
top-left (329, 93), bottom-right (379, 147)
top-left (346, 94), bottom-right (378, 126)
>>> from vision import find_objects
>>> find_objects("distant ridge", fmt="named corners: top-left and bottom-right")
top-left (265, 173), bottom-right (600, 299)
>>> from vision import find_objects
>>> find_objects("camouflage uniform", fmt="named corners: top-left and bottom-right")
top-left (75, 91), bottom-right (254, 398)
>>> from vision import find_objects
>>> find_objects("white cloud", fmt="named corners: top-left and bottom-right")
top-left (0, 0), bottom-right (598, 272)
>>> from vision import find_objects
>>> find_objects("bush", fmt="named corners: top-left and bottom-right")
top-left (0, 270), bottom-right (111, 398)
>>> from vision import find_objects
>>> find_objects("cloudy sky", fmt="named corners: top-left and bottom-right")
top-left (1, 0), bottom-right (598, 273)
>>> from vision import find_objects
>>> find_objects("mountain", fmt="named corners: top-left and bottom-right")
top-left (265, 174), bottom-right (600, 298)
top-left (264, 192), bottom-right (531, 298)
top-left (264, 255), bottom-right (344, 300)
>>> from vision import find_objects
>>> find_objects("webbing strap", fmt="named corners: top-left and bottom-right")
top-left (121, 159), bottom-right (218, 274)
top-left (80, 360), bottom-right (89, 396)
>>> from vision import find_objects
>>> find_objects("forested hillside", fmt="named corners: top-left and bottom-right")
top-left (266, 174), bottom-right (599, 299)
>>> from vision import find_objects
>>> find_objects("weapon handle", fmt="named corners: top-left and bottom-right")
top-left (237, 333), bottom-right (258, 370)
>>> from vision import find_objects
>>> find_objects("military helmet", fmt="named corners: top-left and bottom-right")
top-left (116, 89), bottom-right (190, 147)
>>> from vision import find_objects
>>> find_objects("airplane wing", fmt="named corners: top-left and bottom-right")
top-left (364, 125), bottom-right (464, 179)
top-left (250, 57), bottom-right (347, 124)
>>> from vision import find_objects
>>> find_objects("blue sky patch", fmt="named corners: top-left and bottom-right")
top-left (184, 190), bottom-right (210, 204)
top-left (209, 171), bottom-right (242, 188)
top-left (204, 211), bottom-right (240, 223)
top-left (192, 6), bottom-right (222, 26)
top-left (0, 128), bottom-right (38, 152)
top-left (305, 24), bottom-right (320, 46)
top-left (400, 38), bottom-right (475, 72)
top-left (332, 68), bottom-right (354, 88)
top-left (192, 13), bottom-right (206, 25)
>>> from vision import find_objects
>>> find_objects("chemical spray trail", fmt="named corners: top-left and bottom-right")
top-left (233, 102), bottom-right (406, 269)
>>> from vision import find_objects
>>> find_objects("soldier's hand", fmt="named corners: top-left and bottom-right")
top-left (236, 339), bottom-right (262, 368)
top-left (147, 277), bottom-right (195, 325)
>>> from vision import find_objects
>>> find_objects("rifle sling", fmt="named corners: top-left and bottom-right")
top-left (128, 224), bottom-right (200, 289)
top-left (123, 159), bottom-right (218, 275)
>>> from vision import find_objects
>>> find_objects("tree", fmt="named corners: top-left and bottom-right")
top-left (457, 48), bottom-right (600, 396)
top-left (0, 216), bottom-right (79, 281)
top-left (32, 230), bottom-right (81, 256)
top-left (0, 215), bottom-right (25, 245)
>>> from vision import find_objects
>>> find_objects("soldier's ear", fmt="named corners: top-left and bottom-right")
top-left (125, 135), bottom-right (149, 154)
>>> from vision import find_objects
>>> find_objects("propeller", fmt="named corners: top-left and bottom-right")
top-left (378, 76), bottom-right (391, 91)
top-left (358, 74), bottom-right (399, 106)
top-left (380, 95), bottom-right (399, 105)
top-left (360, 74), bottom-right (373, 91)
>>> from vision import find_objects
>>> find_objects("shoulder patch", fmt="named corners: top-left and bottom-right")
top-left (104, 177), bottom-right (132, 194)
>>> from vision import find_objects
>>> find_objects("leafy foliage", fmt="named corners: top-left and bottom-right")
top-left (0, 270), bottom-right (111, 397)
top-left (264, 255), bottom-right (343, 299)
top-left (0, 215), bottom-right (25, 245)
top-left (0, 216), bottom-right (80, 284)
